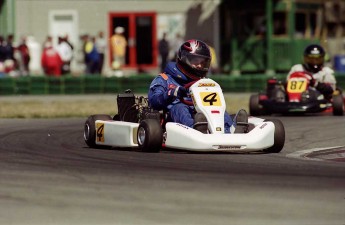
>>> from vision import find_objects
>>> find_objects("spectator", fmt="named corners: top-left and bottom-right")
top-left (205, 41), bottom-right (219, 75)
top-left (85, 36), bottom-right (100, 74)
top-left (63, 34), bottom-right (74, 51)
top-left (57, 36), bottom-right (73, 75)
top-left (1, 35), bottom-right (16, 75)
top-left (95, 31), bottom-right (106, 74)
top-left (41, 42), bottom-right (63, 76)
top-left (4, 34), bottom-right (15, 61)
top-left (170, 33), bottom-right (184, 61)
top-left (17, 36), bottom-right (31, 76)
top-left (80, 34), bottom-right (89, 73)
top-left (0, 36), bottom-right (5, 76)
top-left (0, 36), bottom-right (5, 63)
top-left (158, 32), bottom-right (169, 72)
top-left (42, 35), bottom-right (53, 49)
top-left (110, 26), bottom-right (127, 75)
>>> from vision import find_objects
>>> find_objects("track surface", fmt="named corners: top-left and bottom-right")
top-left (0, 116), bottom-right (344, 225)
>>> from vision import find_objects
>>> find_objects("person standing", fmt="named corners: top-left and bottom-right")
top-left (41, 42), bottom-right (63, 77)
top-left (3, 34), bottom-right (16, 74)
top-left (170, 33), bottom-right (184, 61)
top-left (158, 32), bottom-right (169, 72)
top-left (17, 36), bottom-right (31, 76)
top-left (110, 26), bottom-right (127, 76)
top-left (95, 31), bottom-right (106, 74)
top-left (56, 36), bottom-right (73, 75)
top-left (85, 36), bottom-right (100, 74)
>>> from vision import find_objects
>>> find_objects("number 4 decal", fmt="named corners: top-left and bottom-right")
top-left (200, 92), bottom-right (222, 106)
top-left (96, 123), bottom-right (105, 142)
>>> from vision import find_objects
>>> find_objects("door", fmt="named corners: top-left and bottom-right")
top-left (109, 12), bottom-right (157, 70)
top-left (49, 10), bottom-right (79, 72)
top-left (49, 10), bottom-right (78, 49)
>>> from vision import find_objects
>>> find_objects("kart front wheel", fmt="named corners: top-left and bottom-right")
top-left (263, 119), bottom-right (285, 153)
top-left (137, 119), bottom-right (163, 153)
top-left (84, 114), bottom-right (112, 148)
top-left (332, 94), bottom-right (344, 116)
top-left (249, 94), bottom-right (266, 116)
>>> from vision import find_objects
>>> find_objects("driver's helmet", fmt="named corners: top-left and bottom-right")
top-left (176, 39), bottom-right (211, 80)
top-left (303, 44), bottom-right (325, 73)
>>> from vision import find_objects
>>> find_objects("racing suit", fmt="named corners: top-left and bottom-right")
top-left (287, 64), bottom-right (336, 99)
top-left (148, 62), bottom-right (234, 133)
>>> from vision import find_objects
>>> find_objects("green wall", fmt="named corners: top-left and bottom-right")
top-left (1, 73), bottom-right (345, 95)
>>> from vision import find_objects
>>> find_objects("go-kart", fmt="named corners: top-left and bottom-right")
top-left (84, 78), bottom-right (285, 153)
top-left (249, 71), bottom-right (344, 116)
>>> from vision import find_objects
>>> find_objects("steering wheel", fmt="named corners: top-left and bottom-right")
top-left (180, 80), bottom-right (198, 106)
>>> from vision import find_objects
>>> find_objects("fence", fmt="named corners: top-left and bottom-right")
top-left (0, 74), bottom-right (345, 95)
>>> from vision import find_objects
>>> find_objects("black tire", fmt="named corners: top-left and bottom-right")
top-left (137, 119), bottom-right (163, 153)
top-left (263, 119), bottom-right (285, 153)
top-left (113, 114), bottom-right (120, 121)
top-left (84, 114), bottom-right (112, 148)
top-left (249, 94), bottom-right (265, 116)
top-left (332, 94), bottom-right (344, 116)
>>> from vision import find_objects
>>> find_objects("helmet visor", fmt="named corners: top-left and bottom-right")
top-left (304, 55), bottom-right (324, 66)
top-left (185, 54), bottom-right (211, 72)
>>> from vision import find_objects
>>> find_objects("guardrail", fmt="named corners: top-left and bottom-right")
top-left (0, 73), bottom-right (344, 95)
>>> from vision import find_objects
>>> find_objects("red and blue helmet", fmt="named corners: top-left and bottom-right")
top-left (176, 39), bottom-right (211, 80)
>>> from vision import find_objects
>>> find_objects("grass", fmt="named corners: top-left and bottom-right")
top-left (0, 94), bottom-right (250, 118)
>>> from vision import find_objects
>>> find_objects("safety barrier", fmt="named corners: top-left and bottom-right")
top-left (0, 73), bottom-right (345, 95)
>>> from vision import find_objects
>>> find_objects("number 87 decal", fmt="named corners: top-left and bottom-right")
top-left (287, 78), bottom-right (307, 93)
top-left (199, 92), bottom-right (222, 106)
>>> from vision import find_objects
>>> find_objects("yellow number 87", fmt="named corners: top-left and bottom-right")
top-left (287, 79), bottom-right (307, 93)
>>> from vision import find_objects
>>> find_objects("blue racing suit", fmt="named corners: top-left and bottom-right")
top-left (148, 62), bottom-right (234, 133)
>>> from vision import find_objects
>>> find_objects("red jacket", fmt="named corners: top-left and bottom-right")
top-left (41, 47), bottom-right (63, 75)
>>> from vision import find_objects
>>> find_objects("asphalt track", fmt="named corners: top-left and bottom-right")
top-left (0, 115), bottom-right (344, 225)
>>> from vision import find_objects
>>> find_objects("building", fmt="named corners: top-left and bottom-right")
top-left (1, 0), bottom-right (344, 76)
top-left (0, 0), bottom-right (221, 75)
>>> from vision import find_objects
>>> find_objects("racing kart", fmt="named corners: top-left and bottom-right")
top-left (249, 71), bottom-right (344, 116)
top-left (84, 78), bottom-right (285, 153)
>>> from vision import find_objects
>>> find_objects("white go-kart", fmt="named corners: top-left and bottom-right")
top-left (84, 78), bottom-right (285, 153)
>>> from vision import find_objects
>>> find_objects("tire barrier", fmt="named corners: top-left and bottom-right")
top-left (0, 73), bottom-right (344, 95)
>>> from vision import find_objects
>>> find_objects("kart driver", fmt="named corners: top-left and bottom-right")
top-left (287, 44), bottom-right (337, 99)
top-left (148, 39), bottom-right (248, 134)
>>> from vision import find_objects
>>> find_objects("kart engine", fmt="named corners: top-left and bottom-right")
top-left (117, 89), bottom-right (160, 123)
top-left (117, 89), bottom-right (138, 122)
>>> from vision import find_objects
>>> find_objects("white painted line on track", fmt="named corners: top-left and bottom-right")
top-left (286, 146), bottom-right (345, 161)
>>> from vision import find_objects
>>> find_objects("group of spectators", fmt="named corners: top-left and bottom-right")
top-left (41, 35), bottom-right (74, 76)
top-left (1, 30), bottom-right (217, 78)
top-left (0, 34), bottom-right (31, 77)
top-left (41, 32), bottom-right (107, 77)
top-left (0, 31), bottom-right (107, 78)
top-left (41, 31), bottom-right (108, 76)
top-left (81, 31), bottom-right (107, 75)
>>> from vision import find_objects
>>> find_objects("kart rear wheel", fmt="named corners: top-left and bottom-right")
top-left (263, 119), bottom-right (285, 153)
top-left (332, 94), bottom-right (344, 116)
top-left (137, 119), bottom-right (163, 153)
top-left (249, 94), bottom-right (266, 116)
top-left (84, 114), bottom-right (112, 148)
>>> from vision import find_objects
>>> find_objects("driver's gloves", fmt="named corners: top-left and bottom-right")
top-left (168, 86), bottom-right (187, 99)
top-left (315, 82), bottom-right (334, 97)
